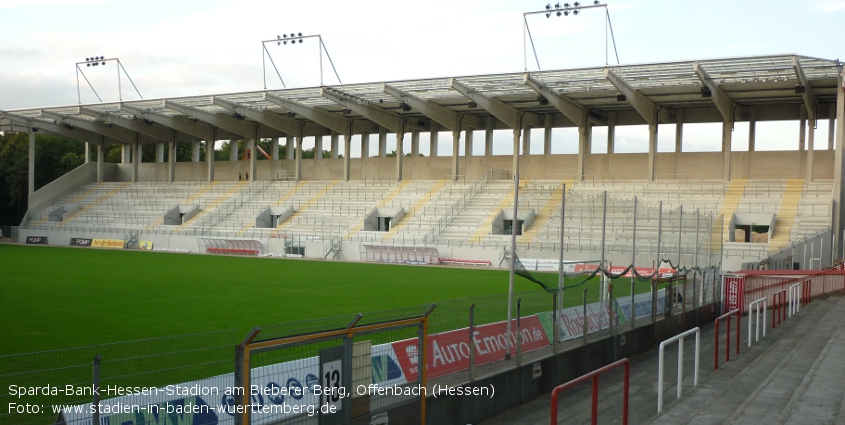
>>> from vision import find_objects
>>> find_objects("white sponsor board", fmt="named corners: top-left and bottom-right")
top-left (555, 289), bottom-right (665, 341)
top-left (518, 259), bottom-right (582, 272)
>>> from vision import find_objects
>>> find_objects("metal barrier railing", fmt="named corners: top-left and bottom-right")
top-left (714, 309), bottom-right (740, 371)
top-left (787, 282), bottom-right (801, 317)
top-left (549, 358), bottom-right (630, 425)
top-left (748, 297), bottom-right (767, 347)
top-left (657, 327), bottom-right (700, 412)
top-left (772, 289), bottom-right (787, 329)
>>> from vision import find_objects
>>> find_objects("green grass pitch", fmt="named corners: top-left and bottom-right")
top-left (0, 244), bottom-right (657, 355)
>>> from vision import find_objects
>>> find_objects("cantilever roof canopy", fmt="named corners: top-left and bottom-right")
top-left (1, 54), bottom-right (842, 141)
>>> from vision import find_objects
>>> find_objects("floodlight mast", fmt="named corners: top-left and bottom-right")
top-left (75, 57), bottom-right (143, 104)
top-left (523, 1), bottom-right (620, 71)
top-left (261, 33), bottom-right (342, 90)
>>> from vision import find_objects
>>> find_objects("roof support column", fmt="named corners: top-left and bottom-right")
top-left (249, 137), bottom-right (257, 181)
top-left (543, 115), bottom-right (553, 155)
top-left (271, 137), bottom-right (280, 160)
top-left (830, 106), bottom-right (836, 151)
top-left (578, 125), bottom-right (590, 181)
top-left (808, 122), bottom-right (815, 181)
top-left (833, 73), bottom-right (845, 260)
top-left (191, 141), bottom-right (200, 162)
top-left (156, 142), bottom-right (165, 163)
top-left (122, 144), bottom-right (131, 163)
top-left (485, 117), bottom-right (494, 156)
top-left (648, 124), bottom-right (658, 182)
top-left (28, 131), bottom-right (35, 198)
top-left (378, 127), bottom-right (387, 158)
top-left (168, 140), bottom-right (176, 183)
top-left (97, 138), bottom-right (104, 183)
top-left (430, 122), bottom-right (439, 157)
top-left (512, 121), bottom-right (522, 178)
top-left (331, 132), bottom-right (339, 158)
top-left (452, 130), bottom-right (460, 181)
top-left (396, 130), bottom-right (404, 181)
top-left (230, 140), bottom-right (239, 162)
top-left (722, 120), bottom-right (732, 181)
top-left (85, 142), bottom-right (90, 163)
top-left (607, 111), bottom-right (616, 154)
top-left (465, 130), bottom-right (473, 157)
top-left (132, 137), bottom-right (140, 183)
top-left (343, 133), bottom-right (351, 182)
top-left (286, 136), bottom-right (294, 161)
top-left (315, 135), bottom-right (324, 159)
top-left (522, 127), bottom-right (531, 155)
top-left (207, 137), bottom-right (215, 183)
top-left (361, 133), bottom-right (370, 159)
top-left (411, 130), bottom-right (419, 157)
top-left (675, 109), bottom-right (684, 153)
top-left (799, 108), bottom-right (807, 151)
top-left (295, 130), bottom-right (303, 182)
top-left (749, 106), bottom-right (757, 152)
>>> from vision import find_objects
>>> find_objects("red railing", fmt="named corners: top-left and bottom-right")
top-left (772, 289), bottom-right (787, 329)
top-left (550, 358), bottom-right (630, 425)
top-left (714, 309), bottom-right (740, 370)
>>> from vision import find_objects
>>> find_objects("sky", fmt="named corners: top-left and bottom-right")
top-left (1, 0), bottom-right (843, 155)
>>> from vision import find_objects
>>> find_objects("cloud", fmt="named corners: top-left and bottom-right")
top-left (818, 0), bottom-right (845, 12)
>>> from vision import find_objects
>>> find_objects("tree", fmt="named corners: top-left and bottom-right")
top-left (385, 150), bottom-right (424, 157)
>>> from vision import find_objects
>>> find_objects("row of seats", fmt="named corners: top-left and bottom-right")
top-left (206, 247), bottom-right (259, 255)
top-left (440, 258), bottom-right (492, 266)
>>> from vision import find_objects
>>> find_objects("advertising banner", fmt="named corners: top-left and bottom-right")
top-left (390, 315), bottom-right (549, 381)
top-left (25, 236), bottom-right (48, 244)
top-left (573, 263), bottom-right (676, 278)
top-left (91, 239), bottom-right (124, 249)
top-left (69, 238), bottom-right (92, 247)
top-left (553, 290), bottom-right (665, 341)
top-left (139, 241), bottom-right (154, 250)
top-left (724, 275), bottom-right (745, 314)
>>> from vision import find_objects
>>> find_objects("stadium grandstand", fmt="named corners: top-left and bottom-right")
top-left (4, 50), bottom-right (845, 425)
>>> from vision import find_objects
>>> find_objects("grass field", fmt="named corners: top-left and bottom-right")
top-left (1, 244), bottom-right (578, 355)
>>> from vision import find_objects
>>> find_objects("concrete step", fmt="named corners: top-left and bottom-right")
top-left (647, 294), bottom-right (845, 425)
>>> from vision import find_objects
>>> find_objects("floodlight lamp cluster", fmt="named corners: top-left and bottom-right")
top-left (544, 1), bottom-right (599, 17)
top-left (84, 56), bottom-right (106, 67)
top-left (277, 32), bottom-right (305, 46)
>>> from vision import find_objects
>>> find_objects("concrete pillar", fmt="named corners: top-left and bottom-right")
top-left (248, 138), bottom-right (257, 181)
top-left (830, 105), bottom-right (836, 150)
top-left (286, 136), bottom-right (294, 160)
top-left (295, 133), bottom-right (303, 182)
top-left (361, 133), bottom-right (370, 158)
top-left (207, 139), bottom-right (215, 183)
top-left (577, 126), bottom-right (588, 180)
top-left (832, 73), bottom-right (845, 259)
top-left (168, 140), bottom-right (176, 182)
top-left (331, 132), bottom-right (339, 158)
top-left (396, 131), bottom-right (404, 181)
top-left (379, 127), bottom-right (387, 158)
top-left (607, 111), bottom-right (616, 154)
top-left (121, 144), bottom-right (131, 163)
top-left (647, 124), bottom-right (658, 181)
top-left (230, 140), bottom-right (239, 162)
top-left (485, 116), bottom-right (495, 156)
top-left (512, 126), bottom-right (521, 178)
top-left (271, 137), bottom-right (280, 160)
top-left (452, 130), bottom-right (460, 181)
top-left (132, 139), bottom-right (139, 183)
top-left (343, 133), bottom-right (351, 182)
top-left (191, 141), bottom-right (200, 162)
top-left (85, 142), bottom-right (90, 163)
top-left (314, 135), bottom-right (323, 159)
top-left (156, 142), bottom-right (165, 163)
top-left (808, 122), bottom-right (815, 181)
top-left (28, 131), bottom-right (35, 197)
top-left (97, 139), bottom-right (104, 183)
top-left (675, 109), bottom-right (684, 153)
top-left (799, 108), bottom-right (807, 151)
top-left (411, 130), bottom-right (419, 157)
top-left (522, 127), bottom-right (531, 155)
top-left (430, 122), bottom-right (439, 157)
top-left (722, 120), bottom-right (733, 181)
top-left (465, 130), bottom-right (474, 157)
top-left (749, 106), bottom-right (757, 152)
top-left (136, 141), bottom-right (143, 165)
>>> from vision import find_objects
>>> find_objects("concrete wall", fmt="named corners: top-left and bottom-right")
top-left (118, 150), bottom-right (831, 182)
top-left (28, 161), bottom-right (100, 215)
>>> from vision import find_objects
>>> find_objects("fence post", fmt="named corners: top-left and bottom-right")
top-left (516, 298), bottom-right (523, 366)
top-left (552, 293), bottom-right (559, 354)
top-left (469, 304), bottom-right (476, 380)
top-left (631, 280), bottom-right (636, 331)
top-left (92, 355), bottom-right (100, 425)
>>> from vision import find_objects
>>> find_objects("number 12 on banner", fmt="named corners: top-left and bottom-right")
top-left (322, 359), bottom-right (342, 411)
